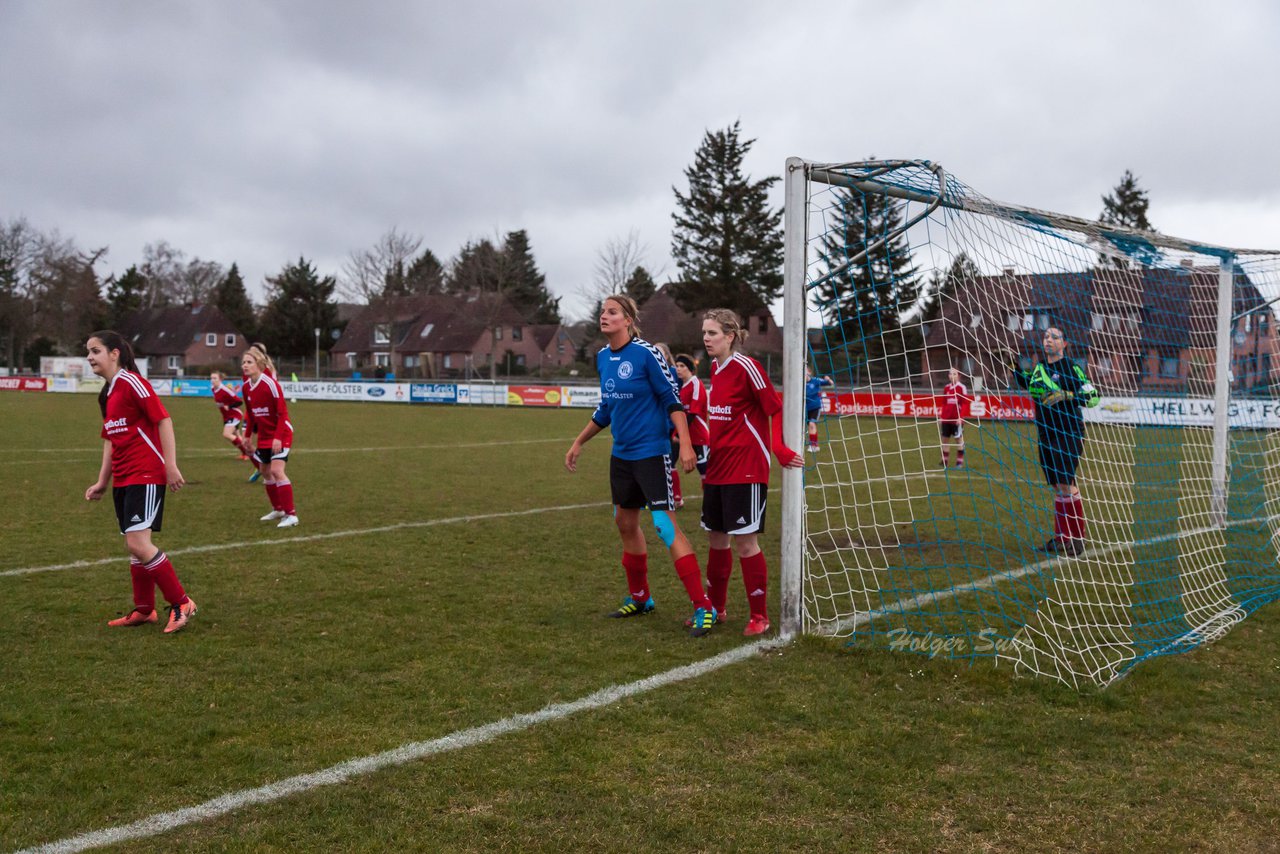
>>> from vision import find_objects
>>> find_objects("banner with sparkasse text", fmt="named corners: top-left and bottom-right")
top-left (821, 391), bottom-right (1280, 429)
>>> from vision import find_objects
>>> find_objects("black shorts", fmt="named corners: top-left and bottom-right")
top-left (255, 446), bottom-right (292, 465)
top-left (806, 407), bottom-right (821, 423)
top-left (701, 482), bottom-right (767, 535)
top-left (610, 454), bottom-right (673, 511)
top-left (1039, 439), bottom-right (1082, 486)
top-left (669, 440), bottom-right (710, 476)
top-left (113, 484), bottom-right (165, 534)
top-left (939, 421), bottom-right (963, 439)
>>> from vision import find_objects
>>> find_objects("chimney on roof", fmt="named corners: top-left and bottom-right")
top-left (1179, 258), bottom-right (1194, 269)
top-left (1003, 266), bottom-right (1016, 276)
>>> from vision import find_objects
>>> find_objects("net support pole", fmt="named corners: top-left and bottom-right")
top-left (1211, 255), bottom-right (1235, 527)
top-left (780, 157), bottom-right (809, 640)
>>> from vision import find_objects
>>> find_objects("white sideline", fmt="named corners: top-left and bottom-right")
top-left (0, 501), bottom-right (616, 578)
top-left (14, 638), bottom-right (784, 854)
top-left (0, 437), bottom-right (573, 466)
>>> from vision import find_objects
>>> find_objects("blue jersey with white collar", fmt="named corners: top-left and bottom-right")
top-left (591, 337), bottom-right (682, 460)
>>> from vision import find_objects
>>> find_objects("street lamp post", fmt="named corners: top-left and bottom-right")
top-left (314, 327), bottom-right (321, 379)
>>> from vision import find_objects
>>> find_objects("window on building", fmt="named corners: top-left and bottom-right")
top-left (420, 323), bottom-right (434, 339)
top-left (494, 326), bottom-right (503, 341)
top-left (1091, 314), bottom-right (1104, 332)
top-left (516, 355), bottom-right (526, 367)
top-left (969, 313), bottom-right (982, 329)
top-left (1022, 313), bottom-right (1033, 331)
top-left (346, 353), bottom-right (356, 368)
top-left (1096, 356), bottom-right (1112, 375)
top-left (1259, 313), bottom-right (1269, 332)
top-left (512, 326), bottom-right (523, 341)
top-left (374, 352), bottom-right (390, 367)
top-left (758, 315), bottom-right (769, 333)
top-left (1244, 315), bottom-right (1253, 333)
top-left (403, 355), bottom-right (418, 368)
top-left (205, 333), bottom-right (216, 346)
top-left (557, 342), bottom-right (565, 354)
top-left (168, 356), bottom-right (181, 370)
top-left (1008, 313), bottom-right (1023, 332)
top-left (225, 333), bottom-right (236, 347)
top-left (1036, 312), bottom-right (1051, 330)
top-left (443, 354), bottom-right (453, 369)
top-left (1160, 356), bottom-right (1180, 378)
top-left (373, 323), bottom-right (391, 345)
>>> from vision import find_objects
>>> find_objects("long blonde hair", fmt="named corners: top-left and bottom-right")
top-left (243, 345), bottom-right (276, 377)
top-left (604, 294), bottom-right (641, 340)
top-left (703, 308), bottom-right (749, 352)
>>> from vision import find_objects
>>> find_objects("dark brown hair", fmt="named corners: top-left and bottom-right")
top-left (89, 330), bottom-right (140, 416)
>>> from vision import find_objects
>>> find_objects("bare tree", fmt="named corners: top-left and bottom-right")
top-left (340, 226), bottom-right (424, 303)
top-left (140, 240), bottom-right (186, 308)
top-left (176, 258), bottom-right (225, 306)
top-left (584, 230), bottom-right (648, 307)
top-left (0, 218), bottom-right (39, 367)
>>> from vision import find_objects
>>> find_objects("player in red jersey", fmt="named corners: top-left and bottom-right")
top-left (672, 353), bottom-right (710, 510)
top-left (938, 367), bottom-right (970, 468)
top-left (83, 330), bottom-right (198, 634)
top-left (210, 371), bottom-right (258, 475)
top-left (699, 308), bottom-right (803, 636)
top-left (242, 347), bottom-right (298, 528)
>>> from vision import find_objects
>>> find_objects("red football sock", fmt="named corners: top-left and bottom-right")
top-left (809, 426), bottom-right (818, 443)
top-left (1067, 494), bottom-right (1086, 540)
top-left (264, 480), bottom-right (280, 510)
top-left (706, 547), bottom-right (733, 614)
top-left (1053, 495), bottom-right (1068, 540)
top-left (276, 480), bottom-right (295, 515)
top-left (129, 558), bottom-right (155, 613)
top-left (740, 551), bottom-right (769, 618)
top-left (957, 449), bottom-right (965, 463)
top-left (621, 551), bottom-right (650, 603)
top-left (673, 553), bottom-right (710, 609)
top-left (144, 551), bottom-right (188, 607)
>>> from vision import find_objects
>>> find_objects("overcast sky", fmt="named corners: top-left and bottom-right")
top-left (3, 0), bottom-right (1277, 320)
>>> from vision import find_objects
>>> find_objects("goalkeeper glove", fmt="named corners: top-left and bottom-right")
top-left (1041, 390), bottom-right (1066, 407)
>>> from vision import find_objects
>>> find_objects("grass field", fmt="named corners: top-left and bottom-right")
top-left (4, 392), bottom-right (1280, 852)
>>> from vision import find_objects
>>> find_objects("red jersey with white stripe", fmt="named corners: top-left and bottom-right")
top-left (706, 353), bottom-right (782, 485)
top-left (681, 375), bottom-right (710, 446)
top-left (243, 373), bottom-right (294, 448)
top-left (939, 382), bottom-right (968, 422)
top-left (213, 385), bottom-right (243, 422)
top-left (100, 370), bottom-right (169, 486)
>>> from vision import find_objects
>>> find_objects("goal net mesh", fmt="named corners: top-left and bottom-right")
top-left (799, 160), bottom-right (1280, 687)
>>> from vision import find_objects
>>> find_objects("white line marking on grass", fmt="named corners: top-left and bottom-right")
top-left (0, 502), bottom-right (615, 578)
top-left (13, 637), bottom-right (784, 854)
top-left (0, 438), bottom-right (576, 466)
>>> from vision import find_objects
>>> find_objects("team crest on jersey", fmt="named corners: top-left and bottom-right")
top-left (617, 361), bottom-right (633, 379)
top-left (605, 378), bottom-right (616, 392)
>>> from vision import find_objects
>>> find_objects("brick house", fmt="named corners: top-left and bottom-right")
top-left (920, 265), bottom-right (1276, 395)
top-left (602, 285), bottom-right (782, 364)
top-left (332, 292), bottom-right (577, 378)
top-left (117, 304), bottom-right (249, 375)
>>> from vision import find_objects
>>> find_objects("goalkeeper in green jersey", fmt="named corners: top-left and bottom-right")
top-left (1008, 327), bottom-right (1100, 556)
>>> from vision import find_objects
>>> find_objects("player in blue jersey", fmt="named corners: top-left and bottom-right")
top-left (1008, 327), bottom-right (1100, 556)
top-left (804, 365), bottom-right (834, 453)
top-left (565, 294), bottom-right (717, 636)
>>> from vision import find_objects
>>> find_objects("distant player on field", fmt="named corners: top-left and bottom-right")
top-left (564, 295), bottom-right (714, 636)
top-left (804, 365), bottom-right (834, 453)
top-left (242, 347), bottom-right (299, 529)
top-left (1008, 327), bottom-right (1100, 556)
top-left (938, 367), bottom-right (970, 468)
top-left (84, 330), bottom-right (198, 634)
top-left (210, 371), bottom-right (259, 480)
top-left (700, 308), bottom-right (804, 637)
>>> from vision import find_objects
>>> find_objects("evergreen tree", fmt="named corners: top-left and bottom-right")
top-left (1098, 170), bottom-right (1155, 269)
top-left (212, 263), bottom-right (257, 340)
top-left (502, 230), bottom-right (560, 323)
top-left (404, 249), bottom-right (446, 294)
top-left (670, 121), bottom-right (783, 316)
top-left (105, 265), bottom-right (147, 327)
top-left (447, 238), bottom-right (504, 293)
top-left (258, 257), bottom-right (339, 358)
top-left (812, 187), bottom-right (922, 385)
top-left (623, 265), bottom-right (657, 305)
